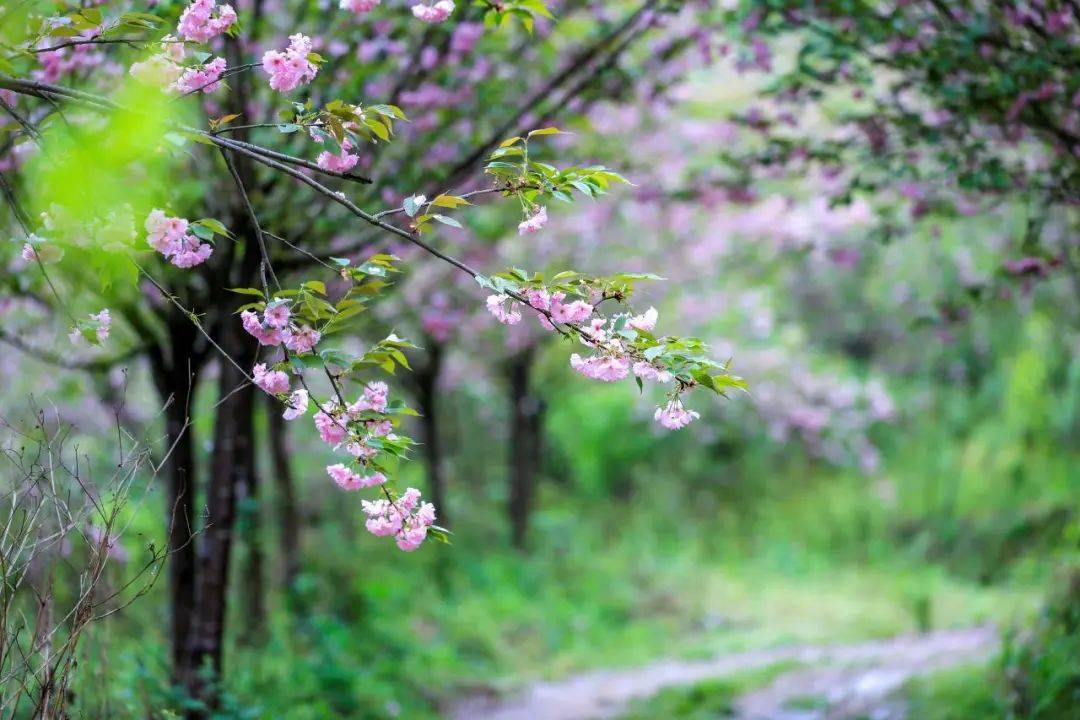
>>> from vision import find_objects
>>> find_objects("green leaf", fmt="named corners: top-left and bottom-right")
top-left (527, 126), bottom-right (565, 138)
top-left (432, 214), bottom-right (462, 228)
top-left (430, 193), bottom-right (472, 209)
top-left (194, 218), bottom-right (231, 237)
top-left (228, 287), bottom-right (267, 297)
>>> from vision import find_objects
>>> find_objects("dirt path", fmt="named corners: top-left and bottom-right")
top-left (446, 626), bottom-right (997, 720)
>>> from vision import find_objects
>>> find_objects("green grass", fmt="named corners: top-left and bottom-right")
top-left (902, 663), bottom-right (1003, 720)
top-left (618, 661), bottom-right (803, 719)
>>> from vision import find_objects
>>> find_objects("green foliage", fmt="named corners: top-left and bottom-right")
top-left (904, 663), bottom-right (1005, 720)
top-left (1000, 567), bottom-right (1080, 718)
top-left (20, 78), bottom-right (188, 294)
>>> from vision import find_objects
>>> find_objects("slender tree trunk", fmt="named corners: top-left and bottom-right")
top-left (179, 35), bottom-right (262, 710)
top-left (507, 349), bottom-right (544, 550)
top-left (149, 326), bottom-right (201, 685)
top-left (238, 449), bottom-right (265, 643)
top-left (267, 398), bottom-right (301, 601)
top-left (415, 343), bottom-right (448, 526)
top-left (181, 324), bottom-right (258, 712)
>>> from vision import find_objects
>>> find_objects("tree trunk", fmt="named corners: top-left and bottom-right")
top-left (181, 325), bottom-right (257, 712)
top-left (149, 325), bottom-right (201, 685)
top-left (507, 349), bottom-right (544, 550)
top-left (267, 398), bottom-right (301, 602)
top-left (238, 446), bottom-right (265, 643)
top-left (179, 55), bottom-right (261, 702)
top-left (415, 343), bottom-right (448, 526)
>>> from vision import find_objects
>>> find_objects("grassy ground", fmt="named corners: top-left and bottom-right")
top-left (71, 492), bottom-right (1045, 719)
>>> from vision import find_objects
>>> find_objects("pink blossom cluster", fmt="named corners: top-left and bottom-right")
top-left (326, 463), bottom-right (386, 490)
top-left (262, 34), bottom-right (319, 93)
top-left (240, 303), bottom-right (320, 354)
top-left (340, 0), bottom-right (381, 14)
top-left (69, 309), bottom-right (110, 346)
top-left (177, 0), bottom-right (237, 44)
top-left (569, 306), bottom-right (700, 430)
top-left (316, 138), bottom-right (359, 173)
top-left (311, 381), bottom-right (391, 447)
top-left (485, 294), bottom-right (522, 325)
top-left (486, 288), bottom-right (595, 331)
top-left (518, 206), bottom-right (548, 235)
top-left (362, 488), bottom-right (436, 551)
top-left (411, 1), bottom-right (455, 23)
top-left (144, 210), bottom-right (213, 268)
top-left (283, 389), bottom-right (309, 420)
top-left (174, 57), bottom-right (227, 94)
top-left (36, 43), bottom-right (103, 83)
top-left (654, 398), bottom-right (699, 429)
top-left (252, 362), bottom-right (290, 395)
top-left (633, 361), bottom-right (672, 383)
top-left (523, 289), bottom-right (595, 329)
top-left (570, 353), bottom-right (630, 381)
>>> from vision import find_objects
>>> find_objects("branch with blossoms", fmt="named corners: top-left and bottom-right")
top-left (0, 0), bottom-right (741, 558)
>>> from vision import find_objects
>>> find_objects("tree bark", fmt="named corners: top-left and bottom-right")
top-left (179, 48), bottom-right (261, 703)
top-left (507, 349), bottom-right (544, 550)
top-left (266, 398), bottom-right (301, 602)
top-left (415, 343), bottom-right (448, 526)
top-left (149, 323), bottom-right (202, 685)
top-left (238, 445), bottom-right (265, 643)
top-left (181, 324), bottom-right (257, 712)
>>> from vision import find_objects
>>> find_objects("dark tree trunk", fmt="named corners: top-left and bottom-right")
top-left (266, 399), bottom-right (301, 602)
top-left (415, 343), bottom-right (448, 526)
top-left (238, 445), bottom-right (265, 643)
top-left (179, 48), bottom-right (261, 703)
top-left (507, 349), bottom-right (544, 550)
top-left (181, 324), bottom-right (258, 711)
top-left (149, 323), bottom-right (202, 685)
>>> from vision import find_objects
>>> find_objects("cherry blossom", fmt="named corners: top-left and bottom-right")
top-left (263, 301), bottom-right (291, 329)
top-left (628, 307), bottom-right (658, 332)
top-left (361, 488), bottom-right (437, 551)
top-left (283, 325), bottom-right (320, 354)
top-left (518, 205), bottom-right (548, 235)
top-left (282, 389), bottom-right (309, 421)
top-left (486, 294), bottom-right (522, 325)
top-left (654, 398), bottom-right (700, 430)
top-left (633, 361), bottom-right (673, 383)
top-left (174, 57), bottom-right (227, 95)
top-left (177, 0), bottom-right (237, 44)
top-left (241, 310), bottom-right (284, 346)
top-left (349, 381), bottom-right (389, 413)
top-left (144, 210), bottom-right (212, 268)
top-left (326, 463), bottom-right (387, 490)
top-left (316, 139), bottom-right (359, 173)
top-left (411, 1), bottom-right (455, 24)
top-left (570, 353), bottom-right (631, 382)
top-left (262, 34), bottom-right (319, 93)
top-left (252, 363), bottom-right (290, 395)
top-left (314, 406), bottom-right (349, 444)
top-left (340, 0), bottom-right (381, 14)
top-left (550, 299), bottom-right (593, 324)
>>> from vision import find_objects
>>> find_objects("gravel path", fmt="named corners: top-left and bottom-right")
top-left (446, 626), bottom-right (997, 720)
